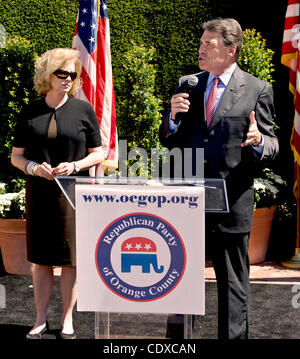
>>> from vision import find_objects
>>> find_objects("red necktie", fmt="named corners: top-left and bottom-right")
top-left (206, 77), bottom-right (220, 127)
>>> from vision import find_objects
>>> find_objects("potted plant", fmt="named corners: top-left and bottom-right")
top-left (0, 179), bottom-right (32, 275)
top-left (249, 168), bottom-right (287, 264)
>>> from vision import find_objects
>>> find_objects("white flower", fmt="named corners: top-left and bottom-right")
top-left (0, 186), bottom-right (26, 218)
top-left (254, 168), bottom-right (287, 208)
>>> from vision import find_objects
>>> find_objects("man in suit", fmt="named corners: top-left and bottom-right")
top-left (159, 18), bottom-right (279, 339)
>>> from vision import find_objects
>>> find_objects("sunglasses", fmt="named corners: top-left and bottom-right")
top-left (53, 69), bottom-right (77, 81)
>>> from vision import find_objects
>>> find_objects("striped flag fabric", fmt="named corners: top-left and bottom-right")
top-left (72, 0), bottom-right (118, 174)
top-left (282, 0), bottom-right (300, 193)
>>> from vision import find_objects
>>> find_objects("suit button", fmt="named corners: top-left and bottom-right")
top-left (204, 159), bottom-right (207, 163)
top-left (203, 138), bottom-right (208, 143)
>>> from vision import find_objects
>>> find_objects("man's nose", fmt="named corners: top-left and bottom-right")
top-left (199, 45), bottom-right (205, 54)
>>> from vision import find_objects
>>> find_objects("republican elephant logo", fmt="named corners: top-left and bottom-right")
top-left (121, 237), bottom-right (164, 274)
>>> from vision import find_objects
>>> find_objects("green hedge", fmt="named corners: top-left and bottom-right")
top-left (0, 1), bottom-right (276, 112)
top-left (109, 0), bottom-right (213, 109)
top-left (0, 0), bottom-right (79, 55)
top-left (238, 28), bottom-right (275, 85)
top-left (0, 36), bottom-right (38, 182)
top-left (0, 0), bottom-right (213, 109)
top-left (117, 41), bottom-right (162, 151)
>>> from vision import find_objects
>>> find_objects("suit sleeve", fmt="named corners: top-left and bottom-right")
top-left (159, 111), bottom-right (172, 147)
top-left (159, 81), bottom-right (187, 148)
top-left (255, 84), bottom-right (279, 161)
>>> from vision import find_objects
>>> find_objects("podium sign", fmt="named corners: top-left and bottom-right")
top-left (75, 183), bottom-right (205, 315)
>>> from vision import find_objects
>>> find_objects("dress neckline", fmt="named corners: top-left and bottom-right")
top-left (44, 96), bottom-right (70, 111)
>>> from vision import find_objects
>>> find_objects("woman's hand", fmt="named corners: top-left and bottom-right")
top-left (34, 162), bottom-right (55, 180)
top-left (11, 147), bottom-right (55, 181)
top-left (52, 162), bottom-right (74, 177)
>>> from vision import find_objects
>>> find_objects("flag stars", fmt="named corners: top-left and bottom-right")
top-left (89, 36), bottom-right (95, 43)
top-left (82, 8), bottom-right (88, 14)
top-left (100, 2), bottom-right (108, 17)
top-left (91, 23), bottom-right (96, 30)
top-left (125, 243), bottom-right (132, 250)
top-left (80, 21), bottom-right (85, 27)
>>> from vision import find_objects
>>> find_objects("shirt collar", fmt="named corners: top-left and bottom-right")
top-left (207, 62), bottom-right (237, 87)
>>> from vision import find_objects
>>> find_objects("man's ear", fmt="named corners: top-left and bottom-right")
top-left (227, 45), bottom-right (237, 58)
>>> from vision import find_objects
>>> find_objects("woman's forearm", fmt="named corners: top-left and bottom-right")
top-left (75, 147), bottom-right (105, 172)
top-left (11, 147), bottom-right (29, 173)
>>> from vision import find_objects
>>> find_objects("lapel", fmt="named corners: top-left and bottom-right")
top-left (191, 71), bottom-right (209, 121)
top-left (207, 66), bottom-right (246, 131)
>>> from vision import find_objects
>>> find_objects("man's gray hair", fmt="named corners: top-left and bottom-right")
top-left (202, 18), bottom-right (243, 60)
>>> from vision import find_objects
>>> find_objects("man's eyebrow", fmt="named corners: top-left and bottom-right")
top-left (200, 39), bottom-right (213, 45)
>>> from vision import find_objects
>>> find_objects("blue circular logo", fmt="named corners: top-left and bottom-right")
top-left (95, 212), bottom-right (186, 302)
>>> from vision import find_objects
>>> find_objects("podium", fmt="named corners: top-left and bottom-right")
top-left (55, 176), bottom-right (228, 339)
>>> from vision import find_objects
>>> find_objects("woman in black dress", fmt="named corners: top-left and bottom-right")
top-left (11, 48), bottom-right (104, 339)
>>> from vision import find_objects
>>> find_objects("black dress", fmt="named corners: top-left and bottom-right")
top-left (13, 97), bottom-right (102, 266)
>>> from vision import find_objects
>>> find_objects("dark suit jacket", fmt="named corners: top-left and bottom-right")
top-left (159, 66), bottom-right (279, 233)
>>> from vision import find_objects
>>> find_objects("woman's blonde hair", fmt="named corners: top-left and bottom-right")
top-left (34, 48), bottom-right (82, 96)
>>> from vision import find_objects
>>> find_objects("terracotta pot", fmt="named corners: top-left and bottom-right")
top-left (0, 218), bottom-right (32, 275)
top-left (249, 206), bottom-right (276, 265)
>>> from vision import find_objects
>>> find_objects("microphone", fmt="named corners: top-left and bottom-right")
top-left (174, 75), bottom-right (199, 125)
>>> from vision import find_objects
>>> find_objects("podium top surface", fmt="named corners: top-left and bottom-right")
top-left (54, 176), bottom-right (229, 213)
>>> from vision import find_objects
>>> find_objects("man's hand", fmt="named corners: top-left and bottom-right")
top-left (171, 93), bottom-right (190, 120)
top-left (241, 111), bottom-right (262, 147)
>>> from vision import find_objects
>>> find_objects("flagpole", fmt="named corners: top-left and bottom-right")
top-left (281, 163), bottom-right (300, 268)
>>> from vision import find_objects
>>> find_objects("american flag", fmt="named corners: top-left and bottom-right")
top-left (282, 0), bottom-right (300, 195)
top-left (72, 0), bottom-right (118, 174)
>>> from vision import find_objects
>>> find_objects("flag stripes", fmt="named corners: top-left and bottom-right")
top-left (73, 0), bottom-right (117, 173)
top-left (282, 0), bottom-right (300, 191)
